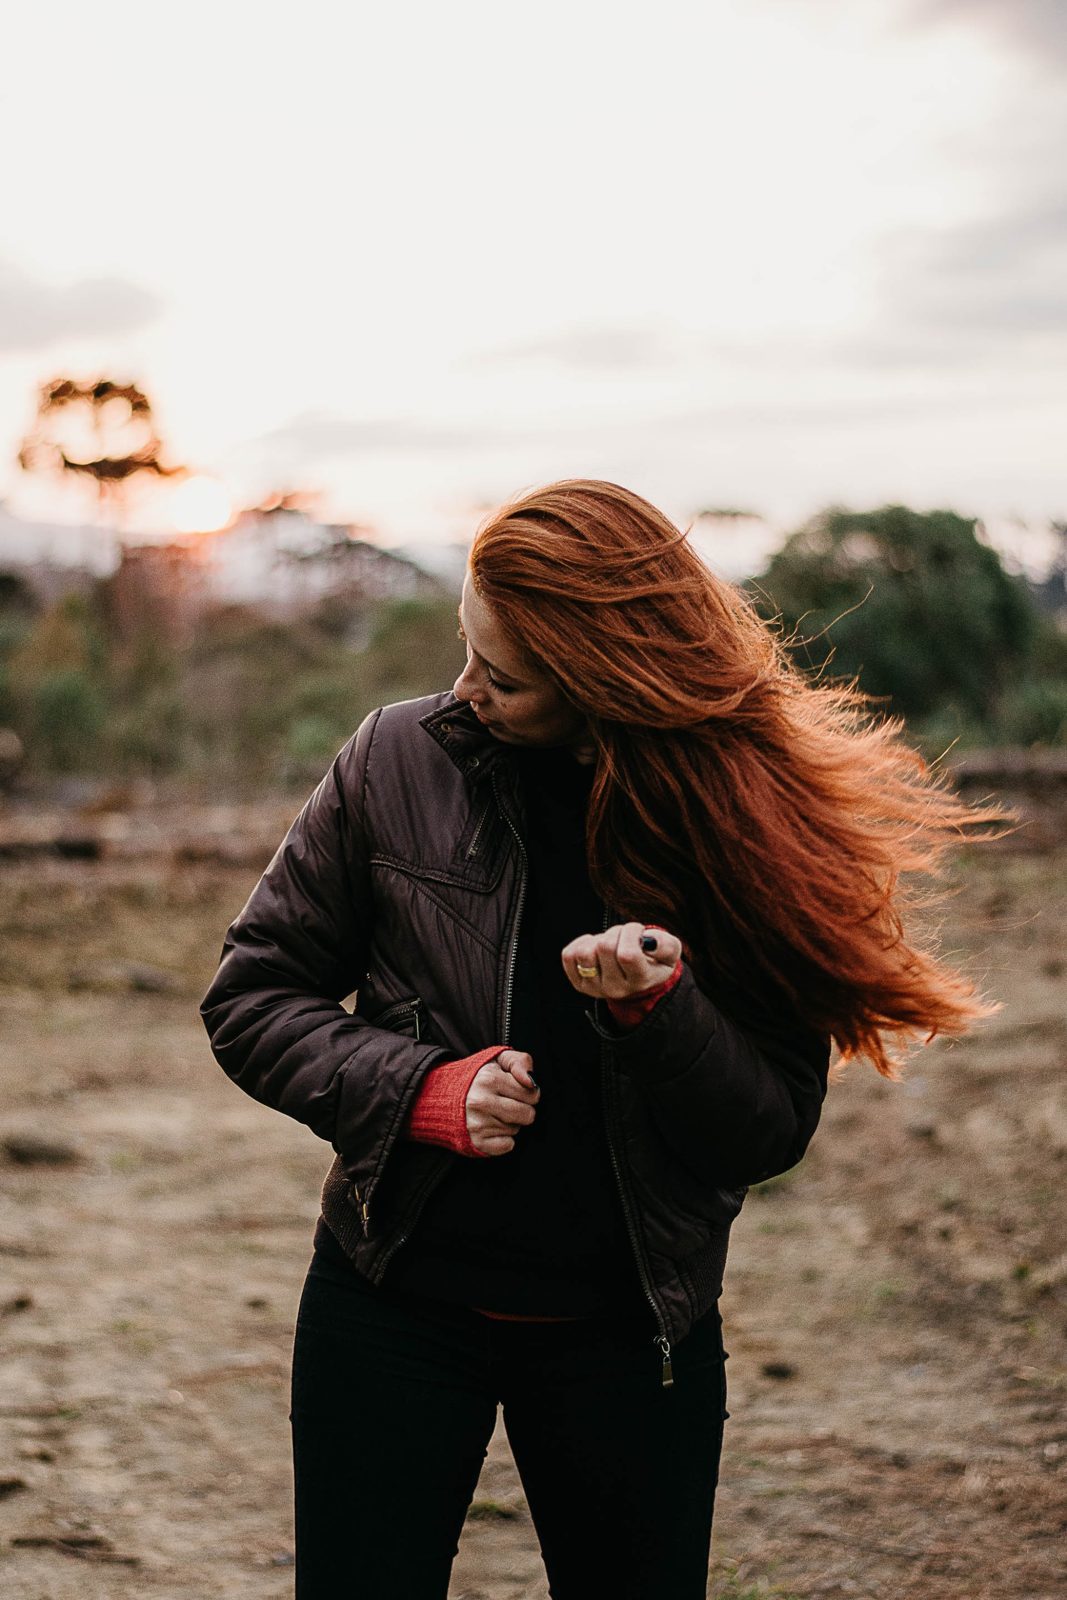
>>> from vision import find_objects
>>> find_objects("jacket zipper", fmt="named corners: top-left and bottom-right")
top-left (369, 996), bottom-right (423, 1041)
top-left (493, 767), bottom-right (528, 1045)
top-left (600, 1042), bottom-right (674, 1386)
top-left (466, 799), bottom-right (490, 860)
top-left (594, 896), bottom-right (674, 1387)
top-left (365, 770), bottom-right (674, 1385)
top-left (369, 770), bottom-right (527, 1283)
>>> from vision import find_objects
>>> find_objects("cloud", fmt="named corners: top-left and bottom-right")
top-left (471, 324), bottom-right (677, 373)
top-left (865, 6), bottom-right (1067, 367)
top-left (860, 194), bottom-right (1067, 361)
top-left (0, 259), bottom-right (163, 353)
top-left (255, 412), bottom-right (490, 458)
top-left (907, 0), bottom-right (1067, 64)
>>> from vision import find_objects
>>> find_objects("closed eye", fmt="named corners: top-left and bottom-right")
top-left (458, 622), bottom-right (520, 693)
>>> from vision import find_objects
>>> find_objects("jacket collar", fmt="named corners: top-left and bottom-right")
top-left (419, 695), bottom-right (512, 784)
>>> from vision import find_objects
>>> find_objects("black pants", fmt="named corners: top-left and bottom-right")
top-left (290, 1248), bottom-right (729, 1599)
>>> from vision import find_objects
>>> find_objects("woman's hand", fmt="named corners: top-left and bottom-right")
top-left (465, 1050), bottom-right (540, 1156)
top-left (561, 922), bottom-right (683, 1000)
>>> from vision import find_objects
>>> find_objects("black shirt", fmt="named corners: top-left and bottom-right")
top-left (354, 745), bottom-right (647, 1317)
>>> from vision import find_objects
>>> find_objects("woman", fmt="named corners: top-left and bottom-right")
top-left (201, 479), bottom-right (997, 1599)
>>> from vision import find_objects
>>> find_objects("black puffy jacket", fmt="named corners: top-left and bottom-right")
top-left (200, 692), bottom-right (831, 1353)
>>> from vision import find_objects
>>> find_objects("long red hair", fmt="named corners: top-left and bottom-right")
top-left (469, 479), bottom-right (1002, 1076)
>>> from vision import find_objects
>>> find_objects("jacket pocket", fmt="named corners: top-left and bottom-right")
top-left (366, 995), bottom-right (424, 1041)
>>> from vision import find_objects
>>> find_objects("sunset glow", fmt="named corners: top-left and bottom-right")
top-left (0, 1), bottom-right (1064, 556)
top-left (167, 475), bottom-right (234, 535)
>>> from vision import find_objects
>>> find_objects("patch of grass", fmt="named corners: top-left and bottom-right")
top-left (107, 1149), bottom-right (143, 1172)
top-left (749, 1169), bottom-right (797, 1199)
top-left (756, 1217), bottom-right (805, 1236)
top-left (712, 1577), bottom-right (805, 1600)
top-left (872, 1278), bottom-right (906, 1302)
top-left (465, 1499), bottom-right (521, 1521)
top-left (711, 1553), bottom-right (807, 1599)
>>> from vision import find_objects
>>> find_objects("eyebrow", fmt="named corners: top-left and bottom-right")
top-left (457, 609), bottom-right (525, 685)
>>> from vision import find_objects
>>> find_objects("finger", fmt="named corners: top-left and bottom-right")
top-left (615, 920), bottom-right (673, 985)
top-left (471, 1130), bottom-right (516, 1157)
top-left (561, 936), bottom-right (602, 990)
top-left (593, 924), bottom-right (629, 993)
top-left (478, 1109), bottom-right (532, 1135)
top-left (466, 1107), bottom-right (526, 1150)
top-left (492, 1074), bottom-right (540, 1105)
top-left (561, 935), bottom-right (600, 970)
top-left (496, 1051), bottom-right (539, 1092)
top-left (641, 925), bottom-right (683, 969)
top-left (467, 1062), bottom-right (534, 1108)
top-left (481, 1096), bottom-right (537, 1128)
top-left (477, 1065), bottom-right (538, 1105)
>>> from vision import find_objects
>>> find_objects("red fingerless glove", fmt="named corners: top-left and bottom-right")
top-left (402, 1046), bottom-right (506, 1158)
top-left (605, 959), bottom-right (683, 1029)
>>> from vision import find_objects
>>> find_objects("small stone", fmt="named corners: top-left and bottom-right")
top-left (760, 1360), bottom-right (797, 1380)
top-left (2, 1133), bottom-right (81, 1167)
top-left (121, 962), bottom-right (180, 994)
top-left (68, 961), bottom-right (179, 995)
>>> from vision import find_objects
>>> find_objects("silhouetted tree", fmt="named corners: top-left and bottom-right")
top-left (17, 377), bottom-right (184, 521)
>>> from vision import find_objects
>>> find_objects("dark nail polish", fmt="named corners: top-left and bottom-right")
top-left (640, 933), bottom-right (658, 954)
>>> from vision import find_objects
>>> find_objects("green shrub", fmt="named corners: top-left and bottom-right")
top-left (30, 668), bottom-right (107, 769)
top-left (994, 677), bottom-right (1067, 746)
top-left (751, 505), bottom-right (1047, 727)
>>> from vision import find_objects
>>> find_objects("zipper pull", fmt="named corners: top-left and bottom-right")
top-left (350, 1183), bottom-right (371, 1237)
top-left (657, 1335), bottom-right (674, 1388)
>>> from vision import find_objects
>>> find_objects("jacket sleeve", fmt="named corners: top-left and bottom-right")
top-left (199, 709), bottom-right (452, 1187)
top-left (598, 964), bottom-right (831, 1189)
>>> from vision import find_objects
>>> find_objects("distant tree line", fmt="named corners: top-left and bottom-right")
top-left (0, 578), bottom-right (465, 791)
top-left (0, 503), bottom-right (1064, 792)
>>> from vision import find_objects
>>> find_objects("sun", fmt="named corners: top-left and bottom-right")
top-left (168, 475), bottom-right (234, 535)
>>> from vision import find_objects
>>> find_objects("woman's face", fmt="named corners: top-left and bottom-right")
top-left (453, 576), bottom-right (589, 751)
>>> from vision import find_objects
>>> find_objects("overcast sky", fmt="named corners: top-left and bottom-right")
top-left (1, 0), bottom-right (1064, 563)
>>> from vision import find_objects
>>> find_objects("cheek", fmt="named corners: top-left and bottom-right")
top-left (530, 693), bottom-right (583, 735)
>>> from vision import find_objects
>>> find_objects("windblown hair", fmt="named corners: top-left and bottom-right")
top-left (469, 479), bottom-right (1003, 1076)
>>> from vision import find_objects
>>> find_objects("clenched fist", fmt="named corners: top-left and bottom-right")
top-left (561, 922), bottom-right (682, 1000)
top-left (465, 1049), bottom-right (540, 1156)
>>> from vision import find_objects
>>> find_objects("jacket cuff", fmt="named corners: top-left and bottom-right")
top-left (605, 959), bottom-right (684, 1029)
top-left (590, 964), bottom-right (716, 1079)
top-left (402, 1046), bottom-right (506, 1158)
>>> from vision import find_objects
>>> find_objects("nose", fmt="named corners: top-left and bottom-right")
top-left (453, 658), bottom-right (480, 705)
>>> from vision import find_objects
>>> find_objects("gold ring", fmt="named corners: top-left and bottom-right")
top-left (576, 963), bottom-right (598, 979)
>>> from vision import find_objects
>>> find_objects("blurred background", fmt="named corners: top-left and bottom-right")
top-left (1, 0), bottom-right (1066, 798)
top-left (0, 4), bottom-right (1064, 1599)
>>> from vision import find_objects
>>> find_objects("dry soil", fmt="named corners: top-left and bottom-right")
top-left (0, 822), bottom-right (1064, 1598)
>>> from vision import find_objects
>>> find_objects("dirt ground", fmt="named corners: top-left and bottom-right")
top-left (0, 815), bottom-right (1064, 1599)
